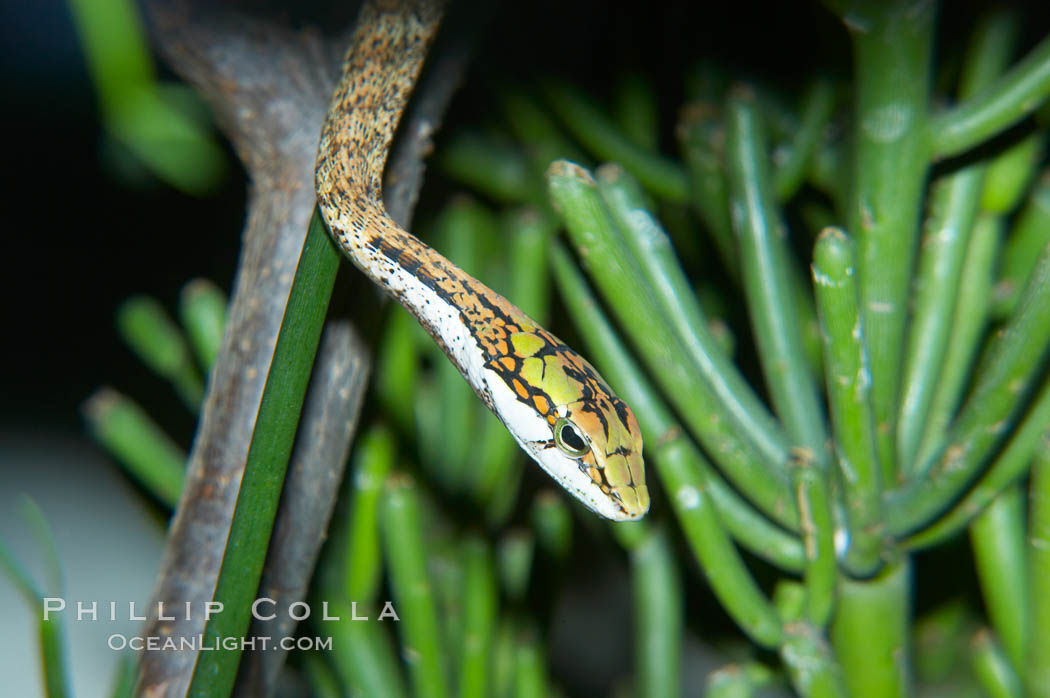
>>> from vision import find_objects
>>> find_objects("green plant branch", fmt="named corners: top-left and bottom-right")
top-left (887, 243), bottom-right (1050, 534)
top-left (629, 526), bottom-right (682, 698)
top-left (914, 214), bottom-right (1001, 469)
top-left (971, 630), bottom-right (1023, 698)
top-left (595, 163), bottom-right (789, 472)
top-left (830, 559), bottom-right (911, 698)
top-left (839, 0), bottom-right (936, 478)
top-left (969, 484), bottom-right (1028, 672)
top-left (1027, 432), bottom-right (1050, 698)
top-left (457, 535), bottom-right (498, 698)
top-left (83, 388), bottom-right (186, 508)
top-left (726, 91), bottom-right (828, 466)
top-left (811, 228), bottom-right (883, 573)
top-left (381, 474), bottom-right (450, 698)
top-left (343, 425), bottom-right (395, 602)
top-left (187, 209), bottom-right (340, 697)
top-left (896, 167), bottom-right (984, 473)
top-left (930, 32), bottom-right (1050, 159)
top-left (904, 378), bottom-right (1050, 549)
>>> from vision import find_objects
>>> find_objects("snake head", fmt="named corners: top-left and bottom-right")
top-left (546, 394), bottom-right (650, 521)
top-left (482, 328), bottom-right (649, 520)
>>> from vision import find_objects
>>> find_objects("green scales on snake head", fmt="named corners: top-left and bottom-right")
top-left (315, 0), bottom-right (649, 520)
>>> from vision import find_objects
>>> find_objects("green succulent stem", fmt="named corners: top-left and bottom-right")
top-left (830, 559), bottom-right (911, 698)
top-left (904, 378), bottom-right (1050, 549)
top-left (790, 452), bottom-right (837, 628)
top-left (839, 0), bottom-right (936, 479)
top-left (381, 474), bottom-right (450, 698)
top-left (896, 167), bottom-right (984, 473)
top-left (725, 90), bottom-right (828, 466)
top-left (457, 535), bottom-right (498, 698)
top-left (1027, 433), bottom-right (1050, 698)
top-left (811, 228), bottom-right (883, 573)
top-left (887, 243), bottom-right (1050, 534)
top-left (971, 630), bottom-right (1024, 698)
top-left (914, 214), bottom-right (1001, 469)
top-left (83, 388), bottom-right (186, 508)
top-left (343, 425), bottom-right (396, 602)
top-left (930, 32), bottom-right (1050, 159)
top-left (629, 526), bottom-right (682, 698)
top-left (594, 163), bottom-right (788, 474)
top-left (969, 484), bottom-right (1028, 672)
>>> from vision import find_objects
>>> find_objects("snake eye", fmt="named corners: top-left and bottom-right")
top-left (553, 417), bottom-right (590, 457)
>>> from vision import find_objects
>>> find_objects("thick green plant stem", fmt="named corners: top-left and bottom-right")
top-left (830, 559), bottom-right (911, 698)
top-left (969, 484), bottom-right (1028, 672)
top-left (381, 474), bottom-right (449, 698)
top-left (344, 424), bottom-right (395, 602)
top-left (971, 630), bottom-right (1024, 698)
top-left (725, 91), bottom-right (827, 464)
top-left (930, 32), bottom-right (1050, 159)
top-left (887, 244), bottom-right (1050, 534)
top-left (905, 379), bottom-right (1050, 549)
top-left (549, 244), bottom-right (805, 569)
top-left (630, 526), bottom-right (682, 698)
top-left (595, 163), bottom-right (788, 472)
top-left (1028, 433), bottom-right (1050, 698)
top-left (780, 621), bottom-right (847, 698)
top-left (457, 535), bottom-right (498, 698)
top-left (811, 228), bottom-right (883, 573)
top-left (83, 388), bottom-right (186, 508)
top-left (187, 210), bottom-right (340, 697)
top-left (896, 167), bottom-right (984, 473)
top-left (179, 278), bottom-right (228, 371)
top-left (840, 0), bottom-right (935, 478)
top-left (541, 79), bottom-right (689, 201)
top-left (547, 160), bottom-right (796, 529)
top-left (790, 453), bottom-right (837, 627)
top-left (915, 214), bottom-right (1000, 469)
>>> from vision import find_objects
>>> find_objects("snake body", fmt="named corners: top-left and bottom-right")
top-left (315, 0), bottom-right (648, 520)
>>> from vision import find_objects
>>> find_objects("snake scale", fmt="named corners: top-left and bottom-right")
top-left (315, 0), bottom-right (649, 520)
